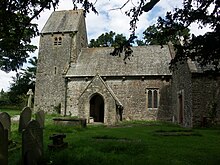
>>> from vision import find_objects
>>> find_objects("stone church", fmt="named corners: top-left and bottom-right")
top-left (34, 10), bottom-right (220, 127)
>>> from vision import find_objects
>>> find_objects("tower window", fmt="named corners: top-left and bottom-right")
top-left (54, 37), bottom-right (58, 45)
top-left (54, 67), bottom-right (57, 74)
top-left (54, 37), bottom-right (62, 45)
top-left (58, 37), bottom-right (62, 45)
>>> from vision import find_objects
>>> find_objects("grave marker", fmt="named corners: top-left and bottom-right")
top-left (27, 89), bottom-right (34, 108)
top-left (22, 120), bottom-right (43, 165)
top-left (18, 107), bottom-right (32, 133)
top-left (0, 122), bottom-right (8, 165)
top-left (35, 110), bottom-right (45, 128)
top-left (0, 112), bottom-right (11, 139)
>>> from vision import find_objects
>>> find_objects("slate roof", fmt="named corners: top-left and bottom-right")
top-left (41, 10), bottom-right (83, 34)
top-left (66, 45), bottom-right (172, 77)
top-left (187, 59), bottom-right (220, 73)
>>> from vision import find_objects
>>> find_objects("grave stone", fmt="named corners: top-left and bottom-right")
top-left (35, 110), bottom-right (45, 129)
top-left (22, 120), bottom-right (43, 165)
top-left (0, 122), bottom-right (8, 165)
top-left (0, 112), bottom-right (11, 139)
top-left (18, 107), bottom-right (32, 133)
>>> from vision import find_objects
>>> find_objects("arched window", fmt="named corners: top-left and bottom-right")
top-left (58, 37), bottom-right (62, 45)
top-left (148, 90), bottom-right (152, 108)
top-left (54, 37), bottom-right (62, 45)
top-left (153, 90), bottom-right (158, 108)
top-left (54, 37), bottom-right (58, 45)
top-left (146, 88), bottom-right (159, 110)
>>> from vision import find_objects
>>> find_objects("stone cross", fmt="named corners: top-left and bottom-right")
top-left (27, 89), bottom-right (33, 108)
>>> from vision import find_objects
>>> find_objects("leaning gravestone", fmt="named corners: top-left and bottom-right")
top-left (22, 120), bottom-right (43, 165)
top-left (0, 112), bottom-right (11, 139)
top-left (0, 121), bottom-right (8, 165)
top-left (18, 107), bottom-right (32, 133)
top-left (35, 110), bottom-right (45, 129)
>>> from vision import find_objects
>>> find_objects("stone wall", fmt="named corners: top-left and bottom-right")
top-left (66, 75), bottom-right (171, 124)
top-left (171, 61), bottom-right (220, 127)
top-left (192, 75), bottom-right (220, 126)
top-left (34, 11), bottom-right (88, 113)
top-left (35, 33), bottom-right (74, 112)
top-left (171, 61), bottom-right (193, 127)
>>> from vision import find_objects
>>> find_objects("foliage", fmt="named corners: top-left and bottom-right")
top-left (8, 57), bottom-right (37, 105)
top-left (0, 0), bottom-right (60, 72)
top-left (0, 0), bottom-right (159, 72)
top-left (142, 24), bottom-right (190, 45)
top-left (89, 31), bottom-right (136, 62)
top-left (0, 89), bottom-right (10, 106)
top-left (89, 31), bottom-right (127, 48)
top-left (152, 0), bottom-right (220, 72)
top-left (1, 0), bottom-right (219, 73)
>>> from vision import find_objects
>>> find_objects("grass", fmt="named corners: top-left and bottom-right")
top-left (3, 109), bottom-right (220, 165)
top-left (0, 108), bottom-right (21, 116)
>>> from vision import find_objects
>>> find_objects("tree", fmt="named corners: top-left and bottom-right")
top-left (142, 24), bottom-right (190, 45)
top-left (153, 0), bottom-right (220, 72)
top-left (89, 31), bottom-right (128, 48)
top-left (8, 57), bottom-right (37, 105)
top-left (1, 0), bottom-right (219, 72)
top-left (89, 31), bottom-right (135, 62)
top-left (0, 0), bottom-right (159, 72)
top-left (0, 0), bottom-right (60, 72)
top-left (89, 31), bottom-right (116, 47)
top-left (88, 0), bottom-right (219, 72)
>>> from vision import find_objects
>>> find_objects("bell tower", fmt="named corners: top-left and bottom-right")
top-left (34, 10), bottom-right (88, 112)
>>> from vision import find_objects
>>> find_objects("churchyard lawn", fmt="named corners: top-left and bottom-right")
top-left (3, 108), bottom-right (220, 165)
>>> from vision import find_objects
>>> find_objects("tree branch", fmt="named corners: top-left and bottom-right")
top-left (109, 0), bottom-right (130, 11)
top-left (142, 0), bottom-right (160, 12)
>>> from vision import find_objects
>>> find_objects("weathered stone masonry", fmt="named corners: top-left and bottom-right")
top-left (35, 10), bottom-right (220, 127)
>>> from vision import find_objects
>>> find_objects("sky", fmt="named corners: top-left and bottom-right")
top-left (0, 0), bottom-right (211, 91)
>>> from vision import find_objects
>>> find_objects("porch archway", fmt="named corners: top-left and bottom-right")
top-left (90, 94), bottom-right (104, 122)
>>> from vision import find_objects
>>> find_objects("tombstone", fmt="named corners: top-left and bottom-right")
top-left (18, 107), bottom-right (32, 133)
top-left (27, 89), bottom-right (34, 108)
top-left (35, 110), bottom-right (45, 128)
top-left (0, 122), bottom-right (8, 165)
top-left (0, 112), bottom-right (11, 139)
top-left (22, 120), bottom-right (43, 165)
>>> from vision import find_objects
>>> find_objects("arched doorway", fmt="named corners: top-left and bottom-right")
top-left (90, 94), bottom-right (104, 122)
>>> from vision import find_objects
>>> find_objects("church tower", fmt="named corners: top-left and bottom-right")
top-left (34, 10), bottom-right (88, 112)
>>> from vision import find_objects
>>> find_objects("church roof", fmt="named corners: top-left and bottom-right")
top-left (66, 45), bottom-right (172, 77)
top-left (41, 10), bottom-right (83, 34)
top-left (187, 59), bottom-right (220, 73)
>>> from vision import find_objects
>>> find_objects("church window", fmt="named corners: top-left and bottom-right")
top-left (58, 37), bottom-right (62, 45)
top-left (146, 88), bottom-right (159, 110)
top-left (54, 67), bottom-right (57, 74)
top-left (54, 37), bottom-right (58, 45)
top-left (54, 37), bottom-right (62, 45)
top-left (153, 90), bottom-right (158, 108)
top-left (148, 90), bottom-right (152, 108)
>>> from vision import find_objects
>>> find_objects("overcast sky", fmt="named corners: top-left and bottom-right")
top-left (0, 0), bottom-right (211, 91)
